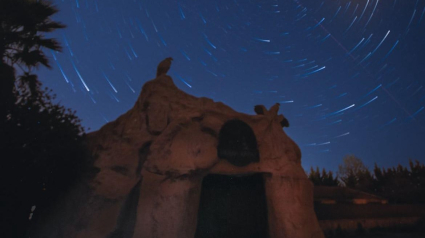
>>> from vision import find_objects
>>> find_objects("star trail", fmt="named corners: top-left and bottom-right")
top-left (37, 0), bottom-right (425, 171)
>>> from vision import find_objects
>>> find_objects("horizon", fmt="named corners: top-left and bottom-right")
top-left (36, 0), bottom-right (425, 173)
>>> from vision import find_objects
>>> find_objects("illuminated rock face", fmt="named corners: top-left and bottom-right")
top-left (37, 75), bottom-right (324, 238)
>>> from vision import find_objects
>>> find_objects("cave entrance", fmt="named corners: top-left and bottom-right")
top-left (195, 174), bottom-right (269, 238)
top-left (195, 120), bottom-right (269, 238)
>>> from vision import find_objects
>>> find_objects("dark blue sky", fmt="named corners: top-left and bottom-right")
top-left (37, 0), bottom-right (425, 172)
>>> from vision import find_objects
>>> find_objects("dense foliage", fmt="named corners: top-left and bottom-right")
top-left (1, 0), bottom-right (86, 237)
top-left (1, 0), bottom-right (65, 113)
top-left (338, 155), bottom-right (371, 188)
top-left (308, 167), bottom-right (340, 186)
top-left (309, 156), bottom-right (425, 204)
top-left (1, 85), bottom-right (86, 237)
top-left (372, 160), bottom-right (425, 204)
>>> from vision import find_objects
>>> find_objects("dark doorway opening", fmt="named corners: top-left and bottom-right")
top-left (195, 174), bottom-right (269, 238)
top-left (195, 119), bottom-right (268, 238)
top-left (217, 119), bottom-right (260, 167)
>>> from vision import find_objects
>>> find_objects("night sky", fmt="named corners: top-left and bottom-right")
top-left (36, 0), bottom-right (425, 172)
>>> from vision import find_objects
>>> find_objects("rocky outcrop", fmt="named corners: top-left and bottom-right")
top-left (36, 73), bottom-right (324, 238)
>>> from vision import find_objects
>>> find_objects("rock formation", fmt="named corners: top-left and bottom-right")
top-left (36, 61), bottom-right (324, 238)
top-left (156, 57), bottom-right (173, 77)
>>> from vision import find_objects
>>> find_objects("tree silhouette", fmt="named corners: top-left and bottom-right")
top-left (1, 1), bottom-right (86, 237)
top-left (372, 160), bottom-right (425, 203)
top-left (1, 0), bottom-right (64, 116)
top-left (338, 154), bottom-right (369, 188)
top-left (311, 156), bottom-right (425, 204)
top-left (336, 155), bottom-right (425, 203)
top-left (308, 167), bottom-right (339, 186)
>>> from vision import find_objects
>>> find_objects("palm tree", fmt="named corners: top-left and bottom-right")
top-left (1, 0), bottom-right (65, 114)
top-left (1, 3), bottom-right (85, 237)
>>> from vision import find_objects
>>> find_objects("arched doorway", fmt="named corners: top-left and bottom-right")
top-left (195, 120), bottom-right (269, 238)
top-left (216, 119), bottom-right (260, 167)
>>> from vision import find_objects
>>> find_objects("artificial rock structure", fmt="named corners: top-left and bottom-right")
top-left (37, 69), bottom-right (324, 238)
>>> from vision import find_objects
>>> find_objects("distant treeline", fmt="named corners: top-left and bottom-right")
top-left (308, 155), bottom-right (425, 204)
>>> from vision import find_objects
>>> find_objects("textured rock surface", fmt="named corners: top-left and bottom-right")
top-left (36, 74), bottom-right (324, 238)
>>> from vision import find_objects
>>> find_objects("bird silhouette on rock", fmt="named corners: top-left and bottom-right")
top-left (156, 57), bottom-right (173, 77)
